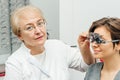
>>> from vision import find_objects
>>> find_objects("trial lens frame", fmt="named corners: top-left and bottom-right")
top-left (88, 32), bottom-right (120, 44)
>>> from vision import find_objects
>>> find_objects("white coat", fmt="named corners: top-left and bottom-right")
top-left (4, 39), bottom-right (88, 80)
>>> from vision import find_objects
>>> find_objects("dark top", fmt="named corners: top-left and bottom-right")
top-left (84, 62), bottom-right (120, 80)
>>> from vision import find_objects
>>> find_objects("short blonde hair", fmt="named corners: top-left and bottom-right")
top-left (10, 5), bottom-right (45, 36)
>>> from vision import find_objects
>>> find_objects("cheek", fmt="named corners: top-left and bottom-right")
top-left (43, 28), bottom-right (47, 37)
top-left (20, 32), bottom-right (34, 41)
top-left (102, 44), bottom-right (114, 54)
top-left (43, 28), bottom-right (47, 33)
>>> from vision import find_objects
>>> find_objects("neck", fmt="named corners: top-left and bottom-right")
top-left (26, 45), bottom-right (45, 55)
top-left (102, 55), bottom-right (120, 71)
top-left (31, 46), bottom-right (45, 55)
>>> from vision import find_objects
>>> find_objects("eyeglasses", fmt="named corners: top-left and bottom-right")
top-left (88, 32), bottom-right (120, 44)
top-left (21, 19), bottom-right (46, 32)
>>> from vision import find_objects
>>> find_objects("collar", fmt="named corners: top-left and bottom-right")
top-left (20, 43), bottom-right (50, 77)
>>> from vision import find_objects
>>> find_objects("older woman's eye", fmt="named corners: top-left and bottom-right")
top-left (26, 26), bottom-right (33, 31)
top-left (37, 22), bottom-right (45, 27)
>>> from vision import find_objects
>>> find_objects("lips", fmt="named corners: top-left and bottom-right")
top-left (35, 36), bottom-right (43, 40)
top-left (93, 50), bottom-right (101, 54)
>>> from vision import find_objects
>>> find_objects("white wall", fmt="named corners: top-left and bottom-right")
top-left (60, 0), bottom-right (120, 46)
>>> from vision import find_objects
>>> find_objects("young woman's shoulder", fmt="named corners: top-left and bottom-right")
top-left (84, 62), bottom-right (103, 80)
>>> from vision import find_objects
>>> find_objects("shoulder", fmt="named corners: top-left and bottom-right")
top-left (44, 39), bottom-right (73, 56)
top-left (7, 49), bottom-right (22, 61)
top-left (114, 70), bottom-right (120, 80)
top-left (90, 62), bottom-right (103, 68)
top-left (84, 62), bottom-right (103, 80)
top-left (6, 44), bottom-right (28, 64)
top-left (5, 51), bottom-right (22, 69)
top-left (87, 62), bottom-right (103, 72)
top-left (45, 39), bottom-right (65, 44)
top-left (45, 39), bottom-right (67, 47)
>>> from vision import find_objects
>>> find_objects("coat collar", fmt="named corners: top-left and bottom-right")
top-left (20, 43), bottom-right (50, 77)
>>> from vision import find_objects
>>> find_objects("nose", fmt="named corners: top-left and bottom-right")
top-left (91, 41), bottom-right (99, 47)
top-left (34, 26), bottom-right (41, 34)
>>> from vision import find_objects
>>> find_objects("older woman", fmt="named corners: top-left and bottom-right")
top-left (4, 5), bottom-right (94, 80)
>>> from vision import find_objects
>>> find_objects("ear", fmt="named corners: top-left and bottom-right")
top-left (115, 42), bottom-right (120, 51)
top-left (17, 34), bottom-right (24, 41)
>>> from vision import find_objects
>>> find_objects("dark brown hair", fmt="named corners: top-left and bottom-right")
top-left (89, 17), bottom-right (120, 48)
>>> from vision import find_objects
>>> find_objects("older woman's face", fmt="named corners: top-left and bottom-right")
top-left (18, 9), bottom-right (47, 48)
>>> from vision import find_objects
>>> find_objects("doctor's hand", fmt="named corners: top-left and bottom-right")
top-left (78, 32), bottom-right (90, 53)
top-left (78, 32), bottom-right (94, 65)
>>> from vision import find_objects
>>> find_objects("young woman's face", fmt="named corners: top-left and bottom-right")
top-left (91, 26), bottom-right (118, 59)
top-left (18, 10), bottom-right (47, 49)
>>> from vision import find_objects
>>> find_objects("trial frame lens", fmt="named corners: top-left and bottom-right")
top-left (88, 32), bottom-right (120, 44)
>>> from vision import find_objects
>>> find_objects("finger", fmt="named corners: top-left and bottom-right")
top-left (78, 33), bottom-right (88, 42)
top-left (83, 39), bottom-right (90, 47)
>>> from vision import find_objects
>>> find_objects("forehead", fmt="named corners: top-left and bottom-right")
top-left (94, 26), bottom-right (111, 38)
top-left (17, 9), bottom-right (44, 26)
top-left (19, 8), bottom-right (43, 19)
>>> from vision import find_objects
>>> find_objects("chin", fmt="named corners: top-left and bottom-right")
top-left (93, 55), bottom-right (101, 59)
top-left (37, 41), bottom-right (45, 46)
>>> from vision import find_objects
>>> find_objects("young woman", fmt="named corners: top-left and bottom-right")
top-left (84, 17), bottom-right (120, 80)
